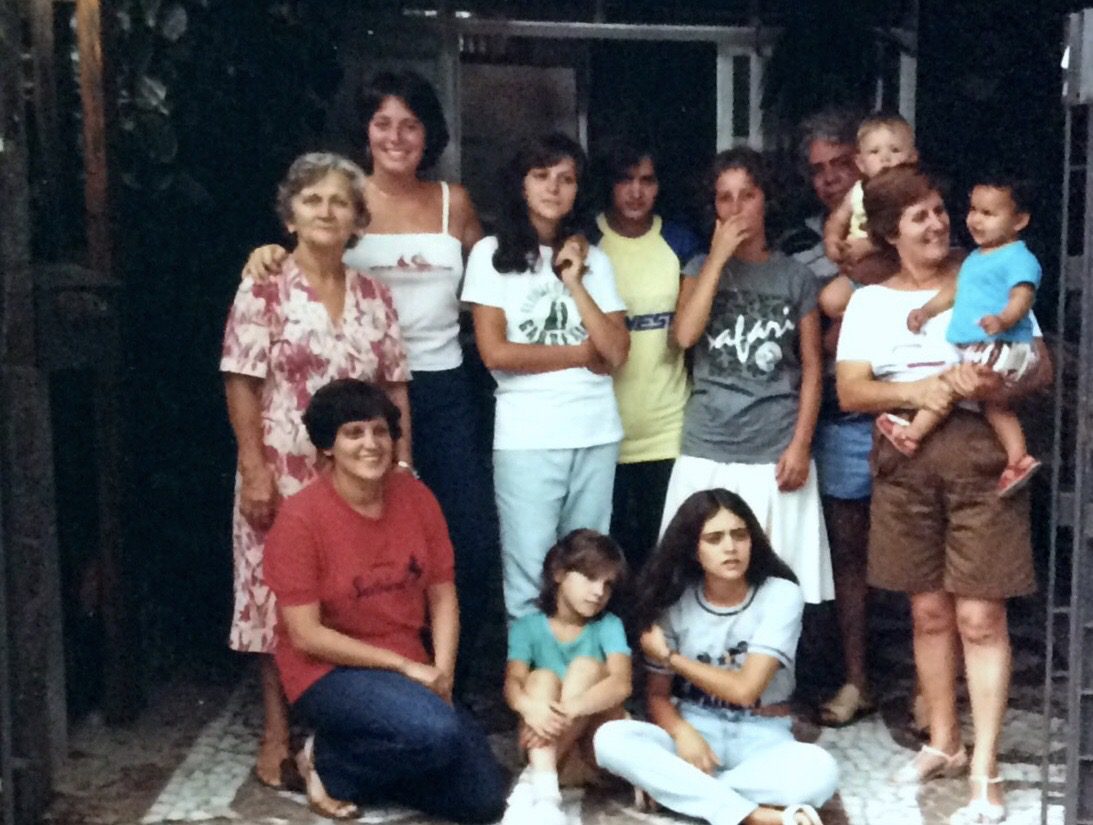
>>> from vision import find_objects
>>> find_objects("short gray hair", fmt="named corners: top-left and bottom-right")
top-left (275, 152), bottom-right (369, 229)
top-left (797, 109), bottom-right (861, 170)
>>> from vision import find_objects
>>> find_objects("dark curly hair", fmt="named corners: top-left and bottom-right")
top-left (492, 132), bottom-right (589, 273)
top-left (536, 529), bottom-right (627, 618)
top-left (702, 146), bottom-right (771, 228)
top-left (302, 378), bottom-right (402, 450)
top-left (629, 489), bottom-right (797, 636)
top-left (594, 134), bottom-right (658, 212)
top-left (358, 70), bottom-right (450, 173)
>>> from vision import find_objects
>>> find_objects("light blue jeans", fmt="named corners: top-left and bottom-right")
top-left (493, 442), bottom-right (619, 619)
top-left (594, 705), bottom-right (838, 825)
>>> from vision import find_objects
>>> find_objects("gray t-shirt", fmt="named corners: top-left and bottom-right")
top-left (681, 252), bottom-right (819, 464)
top-left (648, 577), bottom-right (804, 711)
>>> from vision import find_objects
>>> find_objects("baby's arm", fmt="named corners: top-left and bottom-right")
top-left (818, 275), bottom-right (855, 321)
top-left (980, 284), bottom-right (1036, 336)
top-left (907, 281), bottom-right (957, 333)
top-left (823, 192), bottom-right (855, 263)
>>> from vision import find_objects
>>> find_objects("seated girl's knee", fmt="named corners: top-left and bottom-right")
top-left (795, 745), bottom-right (839, 805)
top-left (592, 718), bottom-right (639, 768)
top-left (566, 656), bottom-right (605, 679)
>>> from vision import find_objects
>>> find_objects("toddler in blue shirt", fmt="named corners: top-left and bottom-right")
top-left (888, 174), bottom-right (1041, 496)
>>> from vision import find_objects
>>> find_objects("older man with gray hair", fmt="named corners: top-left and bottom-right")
top-left (779, 109), bottom-right (876, 727)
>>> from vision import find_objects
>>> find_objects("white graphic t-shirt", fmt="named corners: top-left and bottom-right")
top-left (648, 577), bottom-right (804, 711)
top-left (680, 252), bottom-right (819, 464)
top-left (461, 236), bottom-right (626, 450)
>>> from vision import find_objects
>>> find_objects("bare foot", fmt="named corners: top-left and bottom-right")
top-left (744, 805), bottom-right (822, 824)
top-left (297, 735), bottom-right (358, 820)
top-left (255, 736), bottom-right (289, 788)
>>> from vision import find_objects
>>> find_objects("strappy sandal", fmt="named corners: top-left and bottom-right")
top-left (876, 414), bottom-right (918, 457)
top-left (782, 803), bottom-right (823, 824)
top-left (949, 775), bottom-right (1005, 824)
top-left (891, 744), bottom-right (968, 784)
top-left (296, 735), bottom-right (359, 820)
top-left (818, 683), bottom-right (875, 727)
top-left (997, 455), bottom-right (1041, 498)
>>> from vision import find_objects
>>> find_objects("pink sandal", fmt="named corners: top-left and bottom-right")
top-left (876, 414), bottom-right (918, 457)
top-left (997, 455), bottom-right (1041, 497)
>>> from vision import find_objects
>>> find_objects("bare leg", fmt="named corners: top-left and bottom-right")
top-left (257, 655), bottom-right (291, 786)
top-left (910, 591), bottom-right (962, 755)
top-left (824, 497), bottom-right (869, 692)
top-left (983, 403), bottom-right (1028, 466)
top-left (902, 407), bottom-right (944, 444)
top-left (956, 597), bottom-right (1010, 807)
top-left (523, 669), bottom-right (563, 773)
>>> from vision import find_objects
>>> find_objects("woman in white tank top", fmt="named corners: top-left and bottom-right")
top-left (240, 71), bottom-right (499, 749)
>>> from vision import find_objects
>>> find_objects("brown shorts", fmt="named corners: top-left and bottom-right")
top-left (868, 408), bottom-right (1036, 599)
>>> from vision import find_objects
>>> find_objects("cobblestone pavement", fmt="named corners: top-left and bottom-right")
top-left (46, 597), bottom-right (1064, 825)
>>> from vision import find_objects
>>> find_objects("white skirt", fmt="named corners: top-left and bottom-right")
top-left (659, 454), bottom-right (835, 603)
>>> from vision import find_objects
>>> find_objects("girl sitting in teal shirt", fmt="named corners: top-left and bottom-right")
top-left (502, 529), bottom-right (632, 825)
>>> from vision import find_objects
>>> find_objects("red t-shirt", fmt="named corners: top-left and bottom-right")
top-left (264, 472), bottom-right (455, 703)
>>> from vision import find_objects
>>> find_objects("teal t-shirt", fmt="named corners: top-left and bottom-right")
top-left (507, 611), bottom-right (630, 679)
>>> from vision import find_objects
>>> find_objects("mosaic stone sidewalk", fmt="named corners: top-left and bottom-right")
top-left (47, 598), bottom-right (1066, 824)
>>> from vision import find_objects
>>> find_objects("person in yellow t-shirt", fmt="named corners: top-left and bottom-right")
top-left (593, 139), bottom-right (701, 569)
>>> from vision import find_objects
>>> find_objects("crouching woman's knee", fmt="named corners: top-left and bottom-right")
top-left (790, 744), bottom-right (839, 807)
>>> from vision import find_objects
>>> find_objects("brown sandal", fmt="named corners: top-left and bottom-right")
top-left (297, 735), bottom-right (359, 820)
top-left (818, 683), bottom-right (875, 727)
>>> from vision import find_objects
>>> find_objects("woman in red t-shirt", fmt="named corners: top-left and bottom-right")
top-left (264, 378), bottom-right (506, 821)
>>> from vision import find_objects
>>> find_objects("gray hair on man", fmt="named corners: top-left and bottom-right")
top-left (797, 109), bottom-right (861, 171)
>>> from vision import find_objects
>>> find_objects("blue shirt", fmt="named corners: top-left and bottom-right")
top-left (507, 611), bottom-right (630, 679)
top-left (947, 240), bottom-right (1041, 345)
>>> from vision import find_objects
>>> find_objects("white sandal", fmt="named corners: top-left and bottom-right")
top-left (892, 744), bottom-right (968, 783)
top-left (782, 803), bottom-right (823, 824)
top-left (950, 775), bottom-right (1005, 824)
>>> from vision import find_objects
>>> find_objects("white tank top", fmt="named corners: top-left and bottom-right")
top-left (343, 181), bottom-right (464, 371)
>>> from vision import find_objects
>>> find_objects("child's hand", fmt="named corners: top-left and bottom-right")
top-left (823, 236), bottom-right (845, 264)
top-left (775, 440), bottom-right (810, 492)
top-left (907, 308), bottom-right (929, 333)
top-left (842, 236), bottom-right (875, 265)
top-left (242, 244), bottom-right (288, 280)
top-left (978, 314), bottom-right (1006, 336)
top-left (554, 234), bottom-right (589, 286)
top-left (520, 697), bottom-right (568, 741)
top-left (672, 723), bottom-right (721, 775)
top-left (640, 625), bottom-right (672, 665)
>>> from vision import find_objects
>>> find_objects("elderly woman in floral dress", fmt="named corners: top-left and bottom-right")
top-left (221, 152), bottom-right (411, 789)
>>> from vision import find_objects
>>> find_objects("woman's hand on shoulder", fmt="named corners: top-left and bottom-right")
top-left (672, 722), bottom-right (720, 775)
top-left (775, 440), bottom-right (811, 492)
top-left (239, 464), bottom-right (279, 529)
top-left (242, 245), bottom-right (288, 281)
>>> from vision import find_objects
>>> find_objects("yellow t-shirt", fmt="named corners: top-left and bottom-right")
top-left (597, 213), bottom-right (689, 464)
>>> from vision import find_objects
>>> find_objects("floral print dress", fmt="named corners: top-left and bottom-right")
top-left (220, 255), bottom-right (410, 653)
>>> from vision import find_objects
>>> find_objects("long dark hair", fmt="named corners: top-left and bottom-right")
top-left (536, 529), bottom-right (627, 618)
top-left (629, 489), bottom-right (797, 635)
top-left (493, 132), bottom-right (588, 273)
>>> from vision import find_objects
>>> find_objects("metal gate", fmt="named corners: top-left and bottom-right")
top-left (1048, 10), bottom-right (1093, 825)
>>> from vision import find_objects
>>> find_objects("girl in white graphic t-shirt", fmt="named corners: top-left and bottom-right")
top-left (461, 133), bottom-right (630, 621)
top-left (594, 488), bottom-right (838, 825)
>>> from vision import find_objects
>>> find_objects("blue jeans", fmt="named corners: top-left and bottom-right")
top-left (294, 668), bottom-right (507, 823)
top-left (493, 442), bottom-right (619, 619)
top-left (409, 367), bottom-right (500, 670)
